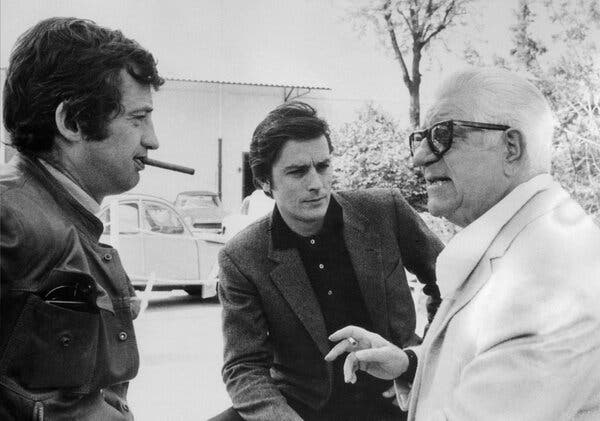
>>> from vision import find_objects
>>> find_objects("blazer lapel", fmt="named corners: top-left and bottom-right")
top-left (408, 296), bottom-right (455, 417)
top-left (409, 185), bottom-right (569, 417)
top-left (427, 186), bottom-right (569, 342)
top-left (268, 246), bottom-right (330, 356)
top-left (337, 193), bottom-right (390, 339)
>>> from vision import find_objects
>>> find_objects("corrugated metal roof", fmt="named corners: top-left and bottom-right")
top-left (164, 76), bottom-right (330, 91)
top-left (0, 67), bottom-right (330, 90)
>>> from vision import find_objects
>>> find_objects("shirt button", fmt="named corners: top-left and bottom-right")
top-left (102, 253), bottom-right (113, 262)
top-left (310, 239), bottom-right (316, 245)
top-left (327, 290), bottom-right (333, 296)
top-left (118, 331), bottom-right (128, 341)
top-left (59, 335), bottom-right (72, 347)
top-left (318, 263), bottom-right (324, 270)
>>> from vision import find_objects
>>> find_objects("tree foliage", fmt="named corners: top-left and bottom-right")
top-left (506, 0), bottom-right (600, 221)
top-left (331, 103), bottom-right (428, 210)
top-left (347, 0), bottom-right (472, 127)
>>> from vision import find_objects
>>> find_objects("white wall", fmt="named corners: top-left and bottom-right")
top-left (132, 80), bottom-right (337, 213)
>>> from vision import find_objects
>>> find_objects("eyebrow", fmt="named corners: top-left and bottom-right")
top-left (127, 106), bottom-right (154, 115)
top-left (284, 158), bottom-right (331, 171)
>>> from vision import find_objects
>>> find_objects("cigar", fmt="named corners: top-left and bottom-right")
top-left (140, 157), bottom-right (195, 175)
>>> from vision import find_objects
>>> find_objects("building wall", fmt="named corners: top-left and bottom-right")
top-left (133, 79), bottom-right (332, 212)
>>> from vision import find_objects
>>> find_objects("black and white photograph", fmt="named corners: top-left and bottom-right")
top-left (1, 0), bottom-right (599, 420)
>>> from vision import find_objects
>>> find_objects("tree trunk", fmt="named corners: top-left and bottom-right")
top-left (409, 46), bottom-right (422, 128)
top-left (409, 83), bottom-right (420, 128)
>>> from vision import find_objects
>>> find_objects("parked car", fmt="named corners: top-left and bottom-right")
top-left (98, 194), bottom-right (225, 298)
top-left (221, 189), bottom-right (275, 240)
top-left (174, 190), bottom-right (227, 232)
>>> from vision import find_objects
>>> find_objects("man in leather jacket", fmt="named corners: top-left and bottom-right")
top-left (0, 17), bottom-right (163, 420)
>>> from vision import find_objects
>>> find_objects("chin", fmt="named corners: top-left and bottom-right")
top-left (299, 208), bottom-right (326, 223)
top-left (427, 199), bottom-right (443, 217)
top-left (427, 199), bottom-right (453, 220)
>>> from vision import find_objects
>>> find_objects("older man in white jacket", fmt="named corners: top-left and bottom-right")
top-left (326, 68), bottom-right (600, 420)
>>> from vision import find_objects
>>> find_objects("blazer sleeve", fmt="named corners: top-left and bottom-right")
top-left (218, 249), bottom-right (302, 421)
top-left (391, 190), bottom-right (444, 316)
top-left (429, 240), bottom-right (600, 420)
top-left (430, 304), bottom-right (600, 420)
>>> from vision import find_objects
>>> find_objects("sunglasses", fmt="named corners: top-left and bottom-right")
top-left (409, 120), bottom-right (510, 158)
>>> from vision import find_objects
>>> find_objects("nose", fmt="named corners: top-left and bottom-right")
top-left (142, 119), bottom-right (159, 150)
top-left (306, 166), bottom-right (324, 191)
top-left (412, 138), bottom-right (439, 168)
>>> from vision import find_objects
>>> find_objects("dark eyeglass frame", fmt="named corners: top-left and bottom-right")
top-left (409, 120), bottom-right (510, 158)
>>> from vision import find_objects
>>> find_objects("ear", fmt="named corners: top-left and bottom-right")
top-left (55, 101), bottom-right (83, 144)
top-left (259, 179), bottom-right (271, 194)
top-left (503, 128), bottom-right (524, 164)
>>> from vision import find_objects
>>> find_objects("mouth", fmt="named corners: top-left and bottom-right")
top-left (425, 176), bottom-right (452, 187)
top-left (133, 157), bottom-right (146, 170)
top-left (304, 196), bottom-right (326, 204)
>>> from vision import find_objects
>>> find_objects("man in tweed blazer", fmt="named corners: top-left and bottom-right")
top-left (211, 102), bottom-right (443, 421)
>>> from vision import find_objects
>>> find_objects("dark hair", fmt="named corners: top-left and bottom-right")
top-left (249, 101), bottom-right (332, 195)
top-left (3, 17), bottom-right (164, 155)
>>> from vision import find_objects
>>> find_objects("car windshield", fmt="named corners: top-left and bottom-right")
top-left (176, 195), bottom-right (218, 209)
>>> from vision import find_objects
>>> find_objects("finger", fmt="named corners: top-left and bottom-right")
top-left (324, 337), bottom-right (358, 361)
top-left (354, 347), bottom-right (407, 380)
top-left (397, 389), bottom-right (410, 411)
top-left (328, 325), bottom-right (365, 342)
top-left (343, 352), bottom-right (359, 384)
top-left (354, 347), bottom-right (390, 363)
top-left (382, 385), bottom-right (396, 398)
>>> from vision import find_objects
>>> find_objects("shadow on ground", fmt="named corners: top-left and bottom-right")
top-left (145, 293), bottom-right (219, 310)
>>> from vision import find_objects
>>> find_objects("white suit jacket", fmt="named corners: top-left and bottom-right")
top-left (406, 183), bottom-right (600, 420)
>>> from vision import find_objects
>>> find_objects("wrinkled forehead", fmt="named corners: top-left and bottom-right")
top-left (423, 93), bottom-right (475, 128)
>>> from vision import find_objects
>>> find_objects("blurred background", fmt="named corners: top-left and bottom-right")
top-left (2, 0), bottom-right (599, 419)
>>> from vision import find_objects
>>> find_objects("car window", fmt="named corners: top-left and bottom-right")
top-left (119, 203), bottom-right (140, 233)
top-left (143, 203), bottom-right (185, 235)
top-left (177, 195), bottom-right (218, 209)
top-left (99, 202), bottom-right (139, 234)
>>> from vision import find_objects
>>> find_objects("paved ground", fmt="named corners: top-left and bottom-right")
top-left (128, 291), bottom-right (229, 420)
top-left (127, 286), bottom-right (427, 420)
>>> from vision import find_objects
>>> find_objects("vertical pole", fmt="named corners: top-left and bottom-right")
top-left (218, 82), bottom-right (223, 201)
top-left (218, 137), bottom-right (222, 200)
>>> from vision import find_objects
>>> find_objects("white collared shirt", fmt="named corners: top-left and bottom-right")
top-left (38, 158), bottom-right (100, 214)
top-left (436, 174), bottom-right (556, 298)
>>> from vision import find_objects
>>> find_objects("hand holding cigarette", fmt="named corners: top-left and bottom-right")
top-left (140, 157), bottom-right (195, 175)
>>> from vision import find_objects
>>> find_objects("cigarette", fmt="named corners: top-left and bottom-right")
top-left (140, 157), bottom-right (195, 175)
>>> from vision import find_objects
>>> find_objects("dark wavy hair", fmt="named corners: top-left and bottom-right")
top-left (249, 101), bottom-right (332, 196)
top-left (3, 17), bottom-right (164, 155)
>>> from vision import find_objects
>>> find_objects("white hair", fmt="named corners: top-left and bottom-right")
top-left (431, 67), bottom-right (555, 172)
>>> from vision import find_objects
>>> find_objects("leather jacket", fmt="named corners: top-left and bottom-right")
top-left (0, 154), bottom-right (139, 420)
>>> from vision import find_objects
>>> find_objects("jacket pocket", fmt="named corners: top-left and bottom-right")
top-left (0, 292), bottom-right (99, 390)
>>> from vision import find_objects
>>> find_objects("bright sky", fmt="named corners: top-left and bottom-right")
top-left (1, 0), bottom-right (523, 124)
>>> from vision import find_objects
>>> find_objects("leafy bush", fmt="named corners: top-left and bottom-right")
top-left (331, 103), bottom-right (428, 210)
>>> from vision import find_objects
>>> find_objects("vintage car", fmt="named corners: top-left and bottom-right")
top-left (98, 194), bottom-right (225, 298)
top-left (174, 190), bottom-right (227, 232)
top-left (221, 189), bottom-right (275, 239)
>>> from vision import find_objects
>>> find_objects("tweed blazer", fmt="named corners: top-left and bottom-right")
top-left (406, 185), bottom-right (600, 420)
top-left (218, 188), bottom-right (443, 421)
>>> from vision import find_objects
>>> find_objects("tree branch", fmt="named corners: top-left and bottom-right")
top-left (397, 8), bottom-right (413, 30)
top-left (422, 0), bottom-right (457, 46)
top-left (383, 1), bottom-right (412, 87)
